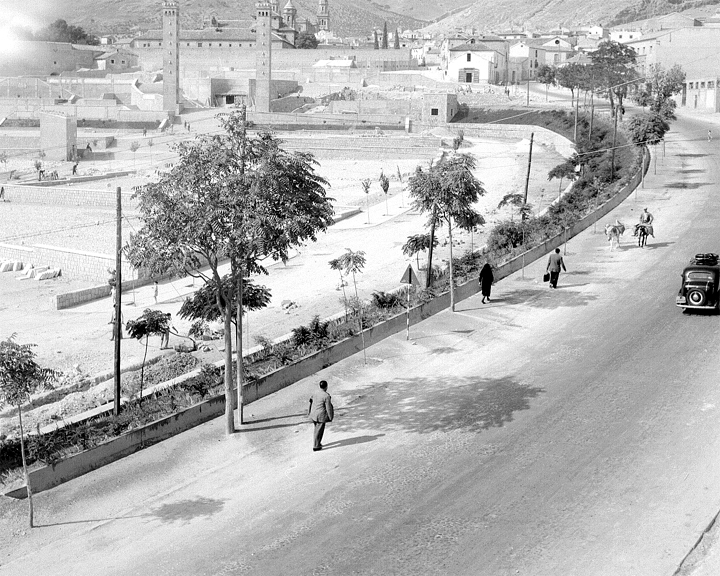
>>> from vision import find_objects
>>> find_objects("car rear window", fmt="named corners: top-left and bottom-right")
top-left (687, 271), bottom-right (714, 281)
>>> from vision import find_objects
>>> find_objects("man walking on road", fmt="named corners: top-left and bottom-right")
top-left (308, 380), bottom-right (334, 452)
top-left (546, 248), bottom-right (567, 289)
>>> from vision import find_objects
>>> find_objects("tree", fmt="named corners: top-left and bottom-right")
top-left (128, 111), bottom-right (333, 434)
top-left (362, 178), bottom-right (371, 224)
top-left (125, 310), bottom-right (172, 401)
top-left (373, 30), bottom-right (379, 50)
top-left (633, 64), bottom-right (685, 121)
top-left (402, 233), bottom-right (438, 271)
top-left (536, 64), bottom-right (556, 101)
top-left (407, 154), bottom-right (486, 311)
top-left (379, 171), bottom-right (390, 215)
top-left (329, 249), bottom-right (367, 363)
top-left (394, 28), bottom-right (400, 49)
top-left (296, 31), bottom-right (319, 49)
top-left (628, 112), bottom-right (669, 147)
top-left (382, 22), bottom-right (389, 49)
top-left (36, 19), bottom-right (99, 45)
top-left (590, 40), bottom-right (638, 116)
top-left (555, 63), bottom-right (588, 107)
top-left (497, 192), bottom-right (532, 222)
top-left (178, 275), bottom-right (270, 324)
top-left (130, 141), bottom-right (140, 171)
top-left (0, 336), bottom-right (57, 528)
top-left (548, 158), bottom-right (578, 196)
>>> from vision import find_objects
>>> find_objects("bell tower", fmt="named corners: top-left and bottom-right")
top-left (283, 0), bottom-right (297, 30)
top-left (255, 1), bottom-right (272, 113)
top-left (317, 0), bottom-right (329, 32)
top-left (162, 0), bottom-right (180, 113)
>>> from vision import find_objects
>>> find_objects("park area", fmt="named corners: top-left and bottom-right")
top-left (0, 117), bottom-right (569, 451)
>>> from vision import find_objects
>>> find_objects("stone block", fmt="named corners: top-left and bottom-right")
top-left (13, 261), bottom-right (24, 272)
top-left (37, 268), bottom-right (61, 281)
top-left (0, 262), bottom-right (12, 273)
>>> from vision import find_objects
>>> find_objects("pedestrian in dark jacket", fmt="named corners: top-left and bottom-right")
top-left (479, 262), bottom-right (494, 303)
top-left (546, 248), bottom-right (567, 289)
top-left (308, 380), bottom-right (334, 451)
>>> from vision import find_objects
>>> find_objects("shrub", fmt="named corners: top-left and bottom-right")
top-left (372, 291), bottom-right (401, 309)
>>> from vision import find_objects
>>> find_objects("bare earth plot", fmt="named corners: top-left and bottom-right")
top-left (0, 125), bottom-right (566, 437)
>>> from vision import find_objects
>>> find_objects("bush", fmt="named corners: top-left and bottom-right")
top-left (372, 291), bottom-right (401, 309)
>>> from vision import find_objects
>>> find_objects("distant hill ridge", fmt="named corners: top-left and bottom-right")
top-left (7, 0), bottom-right (720, 39)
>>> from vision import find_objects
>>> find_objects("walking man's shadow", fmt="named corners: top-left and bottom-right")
top-left (321, 434), bottom-right (384, 451)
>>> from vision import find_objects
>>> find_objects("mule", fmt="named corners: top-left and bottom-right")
top-left (605, 221), bottom-right (625, 251)
top-left (636, 224), bottom-right (649, 248)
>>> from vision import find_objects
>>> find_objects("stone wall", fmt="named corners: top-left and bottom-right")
top-left (0, 184), bottom-right (135, 207)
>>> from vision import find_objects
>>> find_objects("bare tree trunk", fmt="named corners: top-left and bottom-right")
top-left (140, 338), bottom-right (149, 404)
top-left (448, 220), bottom-right (455, 312)
top-left (18, 406), bottom-right (33, 528)
top-left (236, 272), bottom-right (244, 426)
top-left (425, 213), bottom-right (437, 289)
top-left (352, 272), bottom-right (367, 364)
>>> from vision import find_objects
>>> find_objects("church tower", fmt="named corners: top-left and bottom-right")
top-left (283, 0), bottom-right (297, 30)
top-left (270, 0), bottom-right (279, 15)
top-left (162, 0), bottom-right (180, 113)
top-left (317, 0), bottom-right (329, 32)
top-left (255, 1), bottom-right (272, 113)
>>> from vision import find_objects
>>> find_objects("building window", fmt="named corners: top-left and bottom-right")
top-left (198, 43), bottom-right (203, 47)
top-left (121, 60), bottom-right (126, 64)
top-left (229, 44), bottom-right (233, 47)
top-left (187, 43), bottom-right (190, 46)
top-left (466, 53), bottom-right (471, 61)
top-left (689, 82), bottom-right (694, 89)
top-left (110, 59), bottom-right (115, 64)
top-left (209, 43), bottom-right (212, 46)
top-left (431, 108), bottom-right (439, 116)
top-left (709, 81), bottom-right (715, 89)
top-left (701, 82), bottom-right (706, 88)
top-left (219, 43), bottom-right (222, 46)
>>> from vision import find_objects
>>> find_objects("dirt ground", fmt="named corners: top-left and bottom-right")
top-left (0, 115), bottom-right (566, 440)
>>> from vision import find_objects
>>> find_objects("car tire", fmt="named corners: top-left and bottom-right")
top-left (688, 289), bottom-right (707, 306)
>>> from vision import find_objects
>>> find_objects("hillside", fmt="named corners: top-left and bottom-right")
top-left (422, 0), bottom-right (720, 33)
top-left (5, 0), bottom-right (429, 38)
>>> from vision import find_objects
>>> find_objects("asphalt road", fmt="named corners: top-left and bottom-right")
top-left (2, 111), bottom-right (720, 576)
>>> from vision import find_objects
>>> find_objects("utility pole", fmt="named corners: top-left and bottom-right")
top-left (573, 87), bottom-right (579, 143)
top-left (526, 61), bottom-right (530, 107)
top-left (113, 186), bottom-right (122, 417)
top-left (523, 132), bottom-right (534, 207)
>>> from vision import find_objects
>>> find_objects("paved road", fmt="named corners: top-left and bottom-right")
top-left (1, 111), bottom-right (720, 575)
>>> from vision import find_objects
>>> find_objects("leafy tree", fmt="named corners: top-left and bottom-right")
top-left (628, 112), bottom-right (669, 146)
top-left (125, 310), bottom-right (172, 400)
top-left (296, 31), bottom-right (319, 49)
top-left (36, 19), bottom-right (99, 45)
top-left (379, 171), bottom-right (390, 215)
top-left (329, 249), bottom-right (367, 363)
top-left (362, 178), bottom-right (372, 223)
top-left (556, 63), bottom-right (589, 107)
top-left (394, 28), bottom-right (400, 49)
top-left (633, 64), bottom-right (685, 121)
top-left (130, 141), bottom-right (140, 171)
top-left (590, 40), bottom-right (637, 116)
top-left (382, 22), bottom-right (389, 49)
top-left (0, 336), bottom-right (57, 528)
top-left (497, 192), bottom-right (532, 222)
top-left (536, 64), bottom-right (556, 101)
top-left (548, 158), bottom-right (579, 195)
top-left (408, 154), bottom-right (486, 310)
top-left (402, 233), bottom-right (438, 271)
top-left (179, 275), bottom-right (270, 324)
top-left (128, 111), bottom-right (333, 434)
top-left (373, 30), bottom-right (379, 50)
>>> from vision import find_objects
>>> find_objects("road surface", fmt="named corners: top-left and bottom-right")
top-left (1, 111), bottom-right (719, 575)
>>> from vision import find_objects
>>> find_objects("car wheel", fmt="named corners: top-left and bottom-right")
top-left (688, 289), bottom-right (707, 306)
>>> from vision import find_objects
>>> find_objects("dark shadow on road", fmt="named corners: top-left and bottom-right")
top-left (151, 497), bottom-right (226, 524)
top-left (36, 514), bottom-right (146, 528)
top-left (644, 241), bottom-right (675, 249)
top-left (679, 169), bottom-right (706, 174)
top-left (568, 269), bottom-right (591, 275)
top-left (241, 419), bottom-right (307, 433)
top-left (247, 412), bottom-right (305, 425)
top-left (333, 376), bottom-right (543, 434)
top-left (496, 287), bottom-right (598, 309)
top-left (677, 153), bottom-right (708, 158)
top-left (430, 346), bottom-right (458, 355)
top-left (665, 182), bottom-right (712, 189)
top-left (321, 434), bottom-right (385, 450)
top-left (452, 329), bottom-right (475, 334)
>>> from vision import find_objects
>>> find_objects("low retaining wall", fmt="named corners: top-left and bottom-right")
top-left (1, 182), bottom-right (135, 207)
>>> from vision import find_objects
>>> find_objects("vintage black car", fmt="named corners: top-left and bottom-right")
top-left (676, 253), bottom-right (720, 311)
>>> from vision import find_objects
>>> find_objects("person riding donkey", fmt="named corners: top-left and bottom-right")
top-left (634, 208), bottom-right (654, 238)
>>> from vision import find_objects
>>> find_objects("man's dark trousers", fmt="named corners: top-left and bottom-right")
top-left (313, 421), bottom-right (326, 450)
top-left (549, 270), bottom-right (560, 288)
